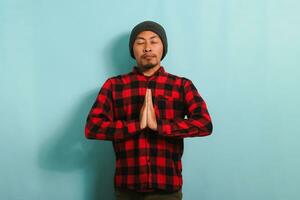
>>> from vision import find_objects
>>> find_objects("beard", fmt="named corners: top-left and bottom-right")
top-left (137, 59), bottom-right (158, 70)
top-left (136, 54), bottom-right (160, 72)
top-left (137, 62), bottom-right (157, 74)
top-left (142, 63), bottom-right (156, 69)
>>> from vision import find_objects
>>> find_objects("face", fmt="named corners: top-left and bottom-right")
top-left (133, 31), bottom-right (163, 70)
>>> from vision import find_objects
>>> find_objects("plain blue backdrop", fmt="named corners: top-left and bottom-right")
top-left (1, 0), bottom-right (299, 199)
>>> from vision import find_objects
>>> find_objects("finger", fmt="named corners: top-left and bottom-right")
top-left (147, 88), bottom-right (150, 97)
top-left (148, 89), bottom-right (154, 108)
top-left (143, 89), bottom-right (148, 106)
top-left (147, 89), bottom-right (151, 105)
top-left (148, 89), bottom-right (152, 99)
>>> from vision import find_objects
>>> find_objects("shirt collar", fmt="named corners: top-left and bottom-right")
top-left (131, 66), bottom-right (166, 77)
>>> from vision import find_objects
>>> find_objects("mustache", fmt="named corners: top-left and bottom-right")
top-left (142, 53), bottom-right (156, 58)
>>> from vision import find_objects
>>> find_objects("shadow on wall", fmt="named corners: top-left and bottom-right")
top-left (38, 32), bottom-right (136, 200)
top-left (104, 32), bottom-right (136, 76)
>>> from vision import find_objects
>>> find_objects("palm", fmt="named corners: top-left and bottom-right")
top-left (139, 89), bottom-right (157, 131)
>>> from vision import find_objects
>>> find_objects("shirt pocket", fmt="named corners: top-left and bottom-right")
top-left (155, 95), bottom-right (185, 120)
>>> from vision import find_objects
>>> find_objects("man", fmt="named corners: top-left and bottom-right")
top-left (85, 21), bottom-right (213, 200)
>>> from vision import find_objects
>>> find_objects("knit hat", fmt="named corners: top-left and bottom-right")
top-left (129, 21), bottom-right (168, 60)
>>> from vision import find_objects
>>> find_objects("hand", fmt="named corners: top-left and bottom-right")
top-left (139, 89), bottom-right (158, 131)
top-left (140, 90), bottom-right (147, 130)
top-left (146, 89), bottom-right (157, 131)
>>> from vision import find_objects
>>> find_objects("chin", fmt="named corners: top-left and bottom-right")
top-left (143, 64), bottom-right (156, 69)
top-left (139, 60), bottom-right (157, 69)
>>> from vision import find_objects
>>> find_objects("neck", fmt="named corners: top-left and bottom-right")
top-left (138, 64), bottom-right (161, 77)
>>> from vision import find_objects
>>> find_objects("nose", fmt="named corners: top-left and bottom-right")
top-left (143, 43), bottom-right (151, 53)
top-left (143, 48), bottom-right (151, 53)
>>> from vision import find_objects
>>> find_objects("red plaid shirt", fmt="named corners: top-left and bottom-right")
top-left (85, 66), bottom-right (213, 193)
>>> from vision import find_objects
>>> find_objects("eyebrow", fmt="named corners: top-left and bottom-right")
top-left (135, 35), bottom-right (159, 40)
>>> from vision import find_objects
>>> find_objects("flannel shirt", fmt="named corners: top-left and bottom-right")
top-left (85, 66), bottom-right (213, 193)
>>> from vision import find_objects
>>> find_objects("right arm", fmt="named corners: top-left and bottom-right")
top-left (84, 78), bottom-right (142, 141)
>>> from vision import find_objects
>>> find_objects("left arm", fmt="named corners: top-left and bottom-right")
top-left (156, 78), bottom-right (213, 138)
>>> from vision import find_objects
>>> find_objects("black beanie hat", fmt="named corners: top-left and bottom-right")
top-left (129, 21), bottom-right (168, 60)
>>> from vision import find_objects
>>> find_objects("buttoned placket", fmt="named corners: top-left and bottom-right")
top-left (141, 74), bottom-right (157, 189)
top-left (146, 75), bottom-right (153, 188)
top-left (136, 67), bottom-right (161, 189)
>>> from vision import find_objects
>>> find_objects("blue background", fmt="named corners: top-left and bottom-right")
top-left (1, 0), bottom-right (299, 199)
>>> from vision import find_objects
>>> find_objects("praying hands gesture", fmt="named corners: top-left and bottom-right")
top-left (140, 89), bottom-right (158, 131)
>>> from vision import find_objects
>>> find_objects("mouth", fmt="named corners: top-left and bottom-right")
top-left (142, 54), bottom-right (156, 59)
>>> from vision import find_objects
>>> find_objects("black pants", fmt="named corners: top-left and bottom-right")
top-left (115, 188), bottom-right (183, 200)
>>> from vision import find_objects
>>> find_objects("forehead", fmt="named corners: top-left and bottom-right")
top-left (136, 31), bottom-right (159, 39)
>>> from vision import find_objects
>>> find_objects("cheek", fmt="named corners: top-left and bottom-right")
top-left (133, 46), bottom-right (142, 58)
top-left (154, 47), bottom-right (163, 59)
top-left (154, 45), bottom-right (163, 55)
